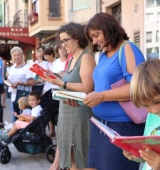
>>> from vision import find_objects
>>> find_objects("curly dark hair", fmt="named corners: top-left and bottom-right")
top-left (85, 13), bottom-right (129, 50)
top-left (57, 22), bottom-right (88, 49)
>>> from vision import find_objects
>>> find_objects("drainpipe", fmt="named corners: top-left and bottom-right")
top-left (96, 0), bottom-right (102, 13)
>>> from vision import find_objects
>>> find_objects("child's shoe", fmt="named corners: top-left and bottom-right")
top-left (4, 124), bottom-right (13, 132)
top-left (0, 132), bottom-right (10, 142)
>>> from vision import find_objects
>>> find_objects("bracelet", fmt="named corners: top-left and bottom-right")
top-left (63, 82), bottom-right (67, 89)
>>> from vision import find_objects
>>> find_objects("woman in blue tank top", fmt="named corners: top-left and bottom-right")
top-left (84, 13), bottom-right (145, 170)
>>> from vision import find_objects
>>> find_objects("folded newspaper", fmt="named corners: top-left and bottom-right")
top-left (52, 91), bottom-right (86, 105)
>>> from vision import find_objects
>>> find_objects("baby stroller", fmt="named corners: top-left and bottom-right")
top-left (0, 89), bottom-right (59, 164)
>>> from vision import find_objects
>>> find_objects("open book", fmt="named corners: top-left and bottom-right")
top-left (91, 117), bottom-right (160, 157)
top-left (52, 91), bottom-right (86, 105)
top-left (4, 80), bottom-right (12, 87)
top-left (29, 63), bottom-right (57, 79)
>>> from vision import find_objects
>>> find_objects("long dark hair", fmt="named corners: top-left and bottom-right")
top-left (85, 13), bottom-right (129, 50)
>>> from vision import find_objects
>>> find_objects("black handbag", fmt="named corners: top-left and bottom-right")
top-left (13, 86), bottom-right (29, 105)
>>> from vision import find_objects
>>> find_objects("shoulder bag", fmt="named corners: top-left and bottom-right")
top-left (111, 41), bottom-right (148, 124)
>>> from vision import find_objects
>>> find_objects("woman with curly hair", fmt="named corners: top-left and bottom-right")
top-left (44, 22), bottom-right (95, 170)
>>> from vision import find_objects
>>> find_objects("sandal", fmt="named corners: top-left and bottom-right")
top-left (0, 132), bottom-right (10, 142)
top-left (48, 133), bottom-right (56, 138)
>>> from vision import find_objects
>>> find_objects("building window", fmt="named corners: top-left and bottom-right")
top-left (146, 13), bottom-right (154, 21)
top-left (72, 0), bottom-right (91, 11)
top-left (112, 4), bottom-right (121, 24)
top-left (32, 0), bottom-right (39, 13)
top-left (146, 31), bottom-right (152, 42)
top-left (146, 0), bottom-right (160, 8)
top-left (49, 0), bottom-right (60, 18)
top-left (134, 30), bottom-right (140, 48)
top-left (147, 48), bottom-right (152, 53)
top-left (156, 30), bottom-right (159, 42)
top-left (0, 3), bottom-right (2, 27)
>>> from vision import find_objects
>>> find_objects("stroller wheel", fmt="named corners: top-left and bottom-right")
top-left (45, 145), bottom-right (56, 163)
top-left (0, 149), bottom-right (11, 164)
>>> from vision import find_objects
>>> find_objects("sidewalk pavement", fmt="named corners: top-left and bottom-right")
top-left (0, 98), bottom-right (55, 170)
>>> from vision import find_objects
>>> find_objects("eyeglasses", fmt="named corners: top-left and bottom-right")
top-left (60, 38), bottom-right (72, 45)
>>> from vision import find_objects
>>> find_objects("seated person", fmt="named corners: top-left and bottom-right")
top-left (0, 91), bottom-right (42, 142)
top-left (5, 97), bottom-right (32, 131)
top-left (14, 96), bottom-right (32, 122)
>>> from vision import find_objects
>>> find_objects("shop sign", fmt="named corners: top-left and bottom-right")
top-left (0, 28), bottom-right (29, 37)
top-left (0, 40), bottom-right (19, 44)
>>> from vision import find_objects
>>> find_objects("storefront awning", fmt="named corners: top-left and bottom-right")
top-left (0, 27), bottom-right (35, 46)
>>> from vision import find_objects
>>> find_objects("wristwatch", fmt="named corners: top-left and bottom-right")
top-left (63, 82), bottom-right (67, 89)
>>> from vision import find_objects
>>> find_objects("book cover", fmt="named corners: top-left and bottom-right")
top-left (91, 117), bottom-right (160, 157)
top-left (52, 91), bottom-right (86, 105)
top-left (4, 80), bottom-right (12, 87)
top-left (29, 63), bottom-right (57, 79)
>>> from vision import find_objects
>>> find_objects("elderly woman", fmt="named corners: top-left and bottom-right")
top-left (7, 46), bottom-right (33, 122)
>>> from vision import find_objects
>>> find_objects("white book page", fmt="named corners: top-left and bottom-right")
top-left (56, 91), bottom-right (86, 99)
top-left (57, 93), bottom-right (83, 101)
top-left (90, 117), bottom-right (120, 139)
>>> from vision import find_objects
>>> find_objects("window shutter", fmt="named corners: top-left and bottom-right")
top-left (134, 30), bottom-right (140, 48)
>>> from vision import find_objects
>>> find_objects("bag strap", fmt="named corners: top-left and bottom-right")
top-left (118, 41), bottom-right (139, 66)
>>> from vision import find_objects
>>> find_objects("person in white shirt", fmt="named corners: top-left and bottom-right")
top-left (7, 46), bottom-right (33, 122)
top-left (14, 96), bottom-right (32, 117)
top-left (43, 46), bottom-right (67, 138)
top-left (5, 96), bottom-right (31, 131)
top-left (43, 46), bottom-right (67, 92)
top-left (0, 92), bottom-right (42, 142)
top-left (30, 46), bottom-right (49, 94)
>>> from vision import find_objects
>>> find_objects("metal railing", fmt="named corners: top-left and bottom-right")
top-left (5, 10), bottom-right (28, 28)
top-left (5, 21), bottom-right (12, 27)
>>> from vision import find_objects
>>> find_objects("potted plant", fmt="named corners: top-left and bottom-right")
top-left (28, 11), bottom-right (38, 25)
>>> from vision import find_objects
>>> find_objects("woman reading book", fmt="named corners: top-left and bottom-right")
top-left (83, 13), bottom-right (145, 170)
top-left (43, 46), bottom-right (67, 138)
top-left (30, 46), bottom-right (49, 94)
top-left (123, 59), bottom-right (160, 170)
top-left (43, 22), bottom-right (96, 170)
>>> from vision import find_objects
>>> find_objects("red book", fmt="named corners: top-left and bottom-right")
top-left (91, 117), bottom-right (160, 157)
top-left (29, 63), bottom-right (57, 79)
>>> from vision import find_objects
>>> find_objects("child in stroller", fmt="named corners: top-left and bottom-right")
top-left (4, 96), bottom-right (32, 132)
top-left (0, 92), bottom-right (42, 142)
top-left (0, 89), bottom-right (59, 164)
